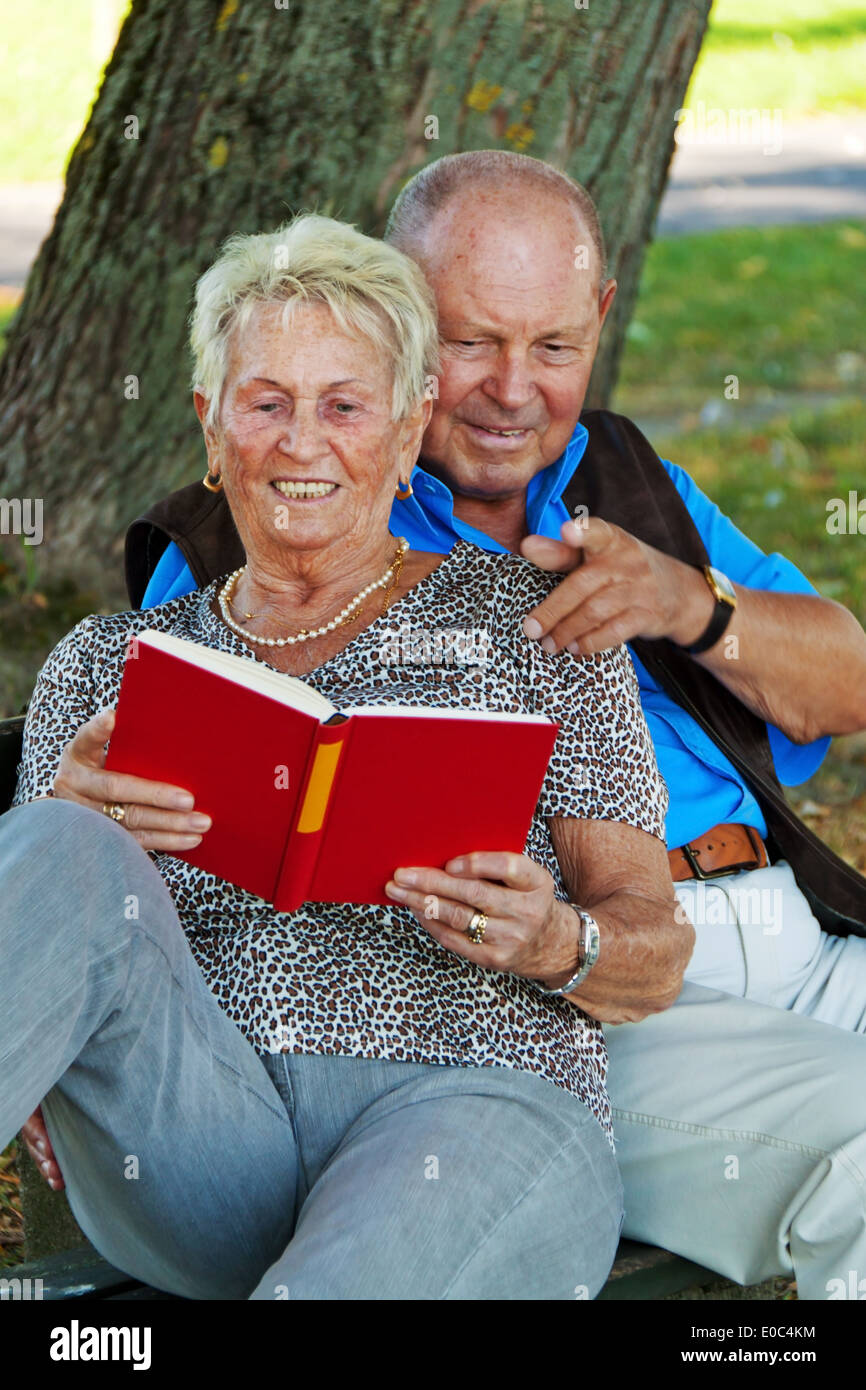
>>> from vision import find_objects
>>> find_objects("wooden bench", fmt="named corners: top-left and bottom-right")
top-left (3, 1241), bottom-right (722, 1302)
top-left (0, 712), bottom-right (728, 1301)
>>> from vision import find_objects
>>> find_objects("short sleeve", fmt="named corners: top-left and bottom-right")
top-left (482, 554), bottom-right (668, 842)
top-left (12, 617), bottom-right (102, 806)
top-left (530, 642), bottom-right (669, 840)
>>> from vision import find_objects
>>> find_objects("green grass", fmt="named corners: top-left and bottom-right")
top-left (689, 0), bottom-right (866, 115)
top-left (614, 221), bottom-right (866, 417)
top-left (647, 399), bottom-right (866, 625)
top-left (0, 295), bottom-right (20, 352)
top-left (0, 0), bottom-right (130, 183)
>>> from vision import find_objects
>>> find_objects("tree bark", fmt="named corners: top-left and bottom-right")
top-left (0, 0), bottom-right (711, 591)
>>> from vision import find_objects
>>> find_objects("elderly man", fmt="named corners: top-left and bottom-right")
top-left (38, 152), bottom-right (866, 1300)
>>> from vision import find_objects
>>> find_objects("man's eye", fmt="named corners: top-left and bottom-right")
top-left (256, 402), bottom-right (281, 412)
top-left (333, 402), bottom-right (358, 414)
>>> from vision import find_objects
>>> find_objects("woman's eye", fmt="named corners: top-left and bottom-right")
top-left (256, 402), bottom-right (281, 412)
top-left (333, 402), bottom-right (358, 414)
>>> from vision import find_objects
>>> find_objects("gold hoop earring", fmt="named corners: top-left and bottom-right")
top-left (202, 471), bottom-right (223, 493)
top-left (395, 477), bottom-right (413, 500)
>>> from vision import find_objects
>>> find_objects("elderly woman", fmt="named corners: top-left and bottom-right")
top-left (0, 214), bottom-right (687, 1301)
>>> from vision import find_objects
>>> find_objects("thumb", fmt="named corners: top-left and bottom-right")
top-left (519, 534), bottom-right (583, 573)
top-left (73, 708), bottom-right (117, 764)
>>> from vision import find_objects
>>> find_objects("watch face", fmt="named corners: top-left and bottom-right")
top-left (707, 566), bottom-right (737, 604)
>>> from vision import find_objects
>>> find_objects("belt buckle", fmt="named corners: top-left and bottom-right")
top-left (681, 827), bottom-right (764, 881)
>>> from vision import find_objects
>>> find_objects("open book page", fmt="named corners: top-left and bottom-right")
top-left (136, 629), bottom-right (336, 719)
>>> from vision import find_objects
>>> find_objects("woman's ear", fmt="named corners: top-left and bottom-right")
top-left (398, 395), bottom-right (433, 475)
top-left (194, 389), bottom-right (221, 469)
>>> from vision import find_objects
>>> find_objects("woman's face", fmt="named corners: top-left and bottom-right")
top-left (196, 300), bottom-right (427, 567)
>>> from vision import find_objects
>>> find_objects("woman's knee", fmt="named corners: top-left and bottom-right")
top-left (1, 796), bottom-right (133, 863)
top-left (0, 798), bottom-right (172, 949)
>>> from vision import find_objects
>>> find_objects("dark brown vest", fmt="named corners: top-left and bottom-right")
top-left (125, 409), bottom-right (866, 936)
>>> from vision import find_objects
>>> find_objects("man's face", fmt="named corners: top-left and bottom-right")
top-left (415, 189), bottom-right (616, 501)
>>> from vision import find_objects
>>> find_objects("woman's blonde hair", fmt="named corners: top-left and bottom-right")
top-left (190, 213), bottom-right (439, 430)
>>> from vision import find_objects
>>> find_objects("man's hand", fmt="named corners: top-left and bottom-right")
top-left (520, 518), bottom-right (714, 656)
top-left (522, 518), bottom-right (866, 742)
top-left (53, 709), bottom-right (212, 851)
top-left (21, 1107), bottom-right (64, 1190)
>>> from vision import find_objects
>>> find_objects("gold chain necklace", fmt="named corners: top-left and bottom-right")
top-left (217, 539), bottom-right (408, 648)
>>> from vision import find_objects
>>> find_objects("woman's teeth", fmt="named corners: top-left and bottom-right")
top-left (273, 480), bottom-right (336, 497)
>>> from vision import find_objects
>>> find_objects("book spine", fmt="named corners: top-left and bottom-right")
top-left (273, 721), bottom-right (350, 911)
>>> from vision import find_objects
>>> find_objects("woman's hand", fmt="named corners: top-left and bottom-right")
top-left (385, 851), bottom-right (581, 988)
top-left (52, 709), bottom-right (212, 852)
top-left (21, 1107), bottom-right (64, 1190)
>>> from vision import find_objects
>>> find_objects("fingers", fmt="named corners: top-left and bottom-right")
top-left (114, 813), bottom-right (210, 854)
top-left (547, 589), bottom-right (642, 656)
top-left (385, 855), bottom-right (545, 960)
top-left (51, 778), bottom-right (210, 851)
top-left (54, 761), bottom-right (196, 815)
top-left (384, 876), bottom-right (505, 967)
top-left (386, 869), bottom-right (509, 923)
top-left (444, 851), bottom-right (543, 892)
top-left (70, 707), bottom-right (116, 759)
top-left (563, 616), bottom-right (637, 657)
top-left (519, 535), bottom-right (579, 574)
top-left (523, 566), bottom-right (616, 648)
top-left (522, 519), bottom-right (637, 649)
top-left (388, 852), bottom-right (540, 914)
top-left (52, 711), bottom-right (209, 849)
top-left (21, 1107), bottom-right (65, 1190)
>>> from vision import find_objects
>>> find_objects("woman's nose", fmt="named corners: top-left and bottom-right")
top-left (275, 405), bottom-right (327, 459)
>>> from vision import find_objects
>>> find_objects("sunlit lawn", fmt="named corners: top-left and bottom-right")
top-left (615, 221), bottom-right (866, 417)
top-left (688, 0), bottom-right (866, 115)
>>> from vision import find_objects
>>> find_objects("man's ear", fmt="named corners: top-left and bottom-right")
top-left (598, 278), bottom-right (617, 331)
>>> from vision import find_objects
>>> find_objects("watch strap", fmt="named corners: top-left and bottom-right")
top-left (684, 567), bottom-right (736, 655)
top-left (535, 907), bottom-right (600, 997)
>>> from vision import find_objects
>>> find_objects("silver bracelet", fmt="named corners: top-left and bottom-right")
top-left (534, 907), bottom-right (600, 997)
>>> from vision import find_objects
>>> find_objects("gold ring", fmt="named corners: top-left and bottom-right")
top-left (102, 802), bottom-right (126, 823)
top-left (467, 911), bottom-right (487, 944)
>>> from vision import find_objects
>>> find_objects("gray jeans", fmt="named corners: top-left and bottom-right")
top-left (0, 798), bottom-right (621, 1300)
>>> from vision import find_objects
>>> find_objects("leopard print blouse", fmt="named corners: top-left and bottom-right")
top-left (14, 541), bottom-right (668, 1144)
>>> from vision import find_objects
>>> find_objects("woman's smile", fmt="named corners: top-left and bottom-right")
top-left (270, 478), bottom-right (339, 500)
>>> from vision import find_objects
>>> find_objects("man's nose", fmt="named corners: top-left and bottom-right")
top-left (482, 352), bottom-right (535, 411)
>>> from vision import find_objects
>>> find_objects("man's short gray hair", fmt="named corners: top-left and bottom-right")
top-left (385, 150), bottom-right (608, 288)
top-left (191, 213), bottom-right (440, 430)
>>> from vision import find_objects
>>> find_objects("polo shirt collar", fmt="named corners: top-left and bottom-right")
top-left (393, 419), bottom-right (589, 554)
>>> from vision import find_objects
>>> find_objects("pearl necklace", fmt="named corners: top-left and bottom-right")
top-left (217, 539), bottom-right (409, 647)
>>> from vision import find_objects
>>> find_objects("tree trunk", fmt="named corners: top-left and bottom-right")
top-left (0, 0), bottom-right (711, 593)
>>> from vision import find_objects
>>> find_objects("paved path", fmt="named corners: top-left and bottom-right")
top-left (658, 113), bottom-right (866, 235)
top-left (1, 116), bottom-right (865, 288)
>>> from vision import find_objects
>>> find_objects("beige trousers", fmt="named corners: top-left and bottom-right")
top-left (604, 861), bottom-right (866, 1301)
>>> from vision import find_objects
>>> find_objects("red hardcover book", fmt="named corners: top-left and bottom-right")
top-left (105, 630), bottom-right (558, 910)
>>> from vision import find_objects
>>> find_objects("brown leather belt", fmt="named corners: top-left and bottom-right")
top-left (668, 822), bottom-right (769, 883)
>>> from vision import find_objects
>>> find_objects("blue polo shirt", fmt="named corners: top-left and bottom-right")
top-left (142, 420), bottom-right (830, 849)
